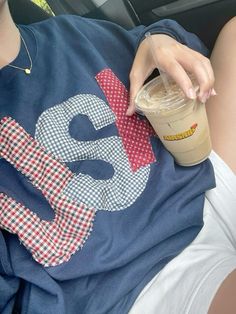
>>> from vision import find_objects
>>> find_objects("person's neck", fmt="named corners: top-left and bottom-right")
top-left (0, 2), bottom-right (20, 69)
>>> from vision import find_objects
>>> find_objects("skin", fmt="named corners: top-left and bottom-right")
top-left (1, 1), bottom-right (235, 312)
top-left (206, 18), bottom-right (236, 312)
top-left (128, 33), bottom-right (215, 115)
top-left (206, 17), bottom-right (236, 174)
top-left (0, 1), bottom-right (215, 116)
top-left (208, 270), bottom-right (236, 314)
top-left (0, 0), bottom-right (20, 69)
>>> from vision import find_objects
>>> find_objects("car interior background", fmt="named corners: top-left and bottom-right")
top-left (2, 1), bottom-right (236, 313)
top-left (8, 0), bottom-right (236, 52)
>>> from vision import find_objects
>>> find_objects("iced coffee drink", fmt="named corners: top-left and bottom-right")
top-left (135, 76), bottom-right (212, 166)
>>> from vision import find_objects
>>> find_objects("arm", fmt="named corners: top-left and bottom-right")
top-left (127, 19), bottom-right (215, 115)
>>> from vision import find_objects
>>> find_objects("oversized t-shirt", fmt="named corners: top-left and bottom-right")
top-left (0, 15), bottom-right (215, 314)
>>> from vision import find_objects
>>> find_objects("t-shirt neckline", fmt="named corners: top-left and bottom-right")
top-left (0, 25), bottom-right (38, 82)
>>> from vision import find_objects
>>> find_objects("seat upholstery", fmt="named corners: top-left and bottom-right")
top-left (9, 0), bottom-right (50, 24)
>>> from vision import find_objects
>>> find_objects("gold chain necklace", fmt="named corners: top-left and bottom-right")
top-left (7, 31), bottom-right (32, 75)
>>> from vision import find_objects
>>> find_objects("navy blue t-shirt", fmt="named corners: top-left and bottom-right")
top-left (0, 15), bottom-right (215, 314)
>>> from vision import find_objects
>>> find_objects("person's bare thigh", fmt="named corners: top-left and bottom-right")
top-left (208, 269), bottom-right (236, 314)
top-left (205, 17), bottom-right (236, 313)
top-left (206, 17), bottom-right (236, 174)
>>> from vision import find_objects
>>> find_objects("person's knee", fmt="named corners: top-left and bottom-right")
top-left (221, 16), bottom-right (236, 37)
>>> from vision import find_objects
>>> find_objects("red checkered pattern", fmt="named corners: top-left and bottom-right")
top-left (96, 69), bottom-right (156, 172)
top-left (0, 117), bottom-right (96, 267)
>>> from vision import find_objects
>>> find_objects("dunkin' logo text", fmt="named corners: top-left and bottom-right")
top-left (163, 123), bottom-right (198, 141)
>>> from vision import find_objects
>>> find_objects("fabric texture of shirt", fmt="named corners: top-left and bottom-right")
top-left (129, 151), bottom-right (236, 314)
top-left (0, 15), bottom-right (215, 314)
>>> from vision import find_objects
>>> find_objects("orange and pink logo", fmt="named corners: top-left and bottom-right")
top-left (163, 123), bottom-right (198, 141)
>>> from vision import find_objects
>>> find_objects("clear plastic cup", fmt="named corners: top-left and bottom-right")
top-left (135, 76), bottom-right (212, 166)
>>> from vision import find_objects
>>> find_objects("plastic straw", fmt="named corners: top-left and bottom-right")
top-left (145, 32), bottom-right (171, 93)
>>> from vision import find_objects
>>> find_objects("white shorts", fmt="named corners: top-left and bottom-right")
top-left (129, 151), bottom-right (236, 314)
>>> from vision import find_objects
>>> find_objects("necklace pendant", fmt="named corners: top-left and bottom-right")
top-left (25, 68), bottom-right (31, 75)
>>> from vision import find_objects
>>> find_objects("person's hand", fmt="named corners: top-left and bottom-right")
top-left (127, 34), bottom-right (216, 116)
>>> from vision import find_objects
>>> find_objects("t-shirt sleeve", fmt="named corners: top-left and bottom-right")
top-left (0, 232), bottom-right (20, 313)
top-left (133, 19), bottom-right (209, 56)
top-left (50, 15), bottom-right (208, 59)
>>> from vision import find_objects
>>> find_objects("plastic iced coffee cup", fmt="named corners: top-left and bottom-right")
top-left (135, 76), bottom-right (212, 166)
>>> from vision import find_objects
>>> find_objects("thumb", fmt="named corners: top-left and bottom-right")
top-left (127, 72), bottom-right (146, 116)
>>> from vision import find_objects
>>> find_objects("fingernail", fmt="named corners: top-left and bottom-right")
top-left (207, 89), bottom-right (212, 99)
top-left (200, 92), bottom-right (208, 103)
top-left (211, 88), bottom-right (217, 96)
top-left (187, 88), bottom-right (196, 99)
top-left (126, 108), bottom-right (133, 116)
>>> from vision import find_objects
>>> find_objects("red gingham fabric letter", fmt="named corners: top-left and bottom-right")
top-left (0, 117), bottom-right (96, 267)
top-left (96, 69), bottom-right (156, 172)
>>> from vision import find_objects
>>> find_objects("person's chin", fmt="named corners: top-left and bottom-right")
top-left (0, 0), bottom-right (7, 7)
top-left (0, 1), bottom-right (6, 12)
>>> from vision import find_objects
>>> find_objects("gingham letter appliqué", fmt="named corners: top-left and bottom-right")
top-left (35, 69), bottom-right (156, 211)
top-left (0, 117), bottom-right (95, 267)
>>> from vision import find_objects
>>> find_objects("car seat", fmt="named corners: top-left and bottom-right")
top-left (8, 0), bottom-right (50, 24)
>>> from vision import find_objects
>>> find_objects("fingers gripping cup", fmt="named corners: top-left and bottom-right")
top-left (135, 76), bottom-right (212, 166)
